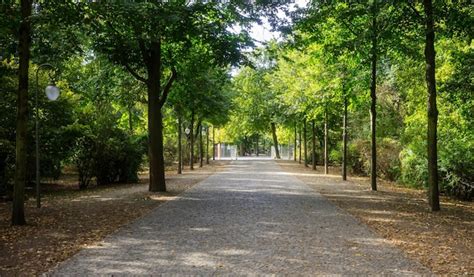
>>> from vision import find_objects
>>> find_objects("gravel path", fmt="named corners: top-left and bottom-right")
top-left (51, 159), bottom-right (429, 276)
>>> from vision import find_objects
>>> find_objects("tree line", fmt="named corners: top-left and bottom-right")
top-left (0, 0), bottom-right (472, 226)
top-left (223, 0), bottom-right (472, 211)
top-left (1, 0), bottom-right (285, 225)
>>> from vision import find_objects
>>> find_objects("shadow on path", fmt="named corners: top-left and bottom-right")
top-left (51, 160), bottom-right (429, 275)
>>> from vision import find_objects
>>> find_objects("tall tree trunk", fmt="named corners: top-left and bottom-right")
top-left (256, 134), bottom-right (259, 157)
top-left (212, 127), bottom-right (216, 160)
top-left (177, 116), bottom-right (182, 174)
top-left (424, 0), bottom-right (440, 211)
top-left (12, 0), bottom-right (32, 225)
top-left (199, 125), bottom-right (203, 168)
top-left (271, 122), bottom-right (281, 159)
top-left (206, 126), bottom-right (209, 164)
top-left (147, 40), bottom-right (166, 192)
top-left (370, 0), bottom-right (378, 191)
top-left (342, 93), bottom-right (348, 181)
top-left (304, 119), bottom-right (308, 167)
top-left (324, 106), bottom-right (329, 175)
top-left (294, 122), bottom-right (297, 161)
top-left (298, 126), bottom-right (302, 164)
top-left (312, 120), bottom-right (316, 170)
top-left (190, 111), bottom-right (195, 170)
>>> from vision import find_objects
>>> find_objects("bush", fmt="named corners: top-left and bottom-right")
top-left (329, 148), bottom-right (341, 166)
top-left (72, 126), bottom-right (145, 189)
top-left (72, 134), bottom-right (96, 190)
top-left (439, 135), bottom-right (474, 200)
top-left (347, 138), bottom-right (401, 181)
top-left (0, 138), bottom-right (14, 197)
top-left (399, 146), bottom-right (427, 188)
top-left (378, 138), bottom-right (402, 181)
top-left (400, 111), bottom-right (474, 200)
top-left (163, 138), bottom-right (176, 167)
top-left (347, 139), bottom-right (370, 176)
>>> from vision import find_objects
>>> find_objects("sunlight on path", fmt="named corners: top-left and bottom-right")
top-left (51, 160), bottom-right (429, 275)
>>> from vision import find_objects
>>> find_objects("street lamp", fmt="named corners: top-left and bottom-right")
top-left (176, 118), bottom-right (182, 174)
top-left (35, 63), bottom-right (60, 208)
top-left (185, 127), bottom-right (190, 135)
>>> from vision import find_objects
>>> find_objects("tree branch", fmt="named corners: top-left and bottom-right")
top-left (159, 67), bottom-right (177, 108)
top-left (138, 38), bottom-right (150, 68)
top-left (407, 2), bottom-right (422, 19)
top-left (341, 19), bottom-right (360, 37)
top-left (124, 63), bottom-right (147, 83)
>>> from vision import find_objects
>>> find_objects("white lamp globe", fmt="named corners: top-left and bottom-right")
top-left (185, 128), bottom-right (190, 135)
top-left (45, 85), bottom-right (60, 101)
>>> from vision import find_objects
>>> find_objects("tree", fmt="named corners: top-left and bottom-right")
top-left (12, 0), bottom-right (32, 226)
top-left (168, 43), bottom-right (233, 168)
top-left (423, 0), bottom-right (439, 211)
top-left (230, 55), bottom-right (288, 160)
top-left (296, 0), bottom-right (406, 189)
top-left (83, 2), bottom-right (248, 191)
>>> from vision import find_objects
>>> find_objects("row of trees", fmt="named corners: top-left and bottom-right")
top-left (1, 0), bottom-right (287, 225)
top-left (1, 0), bottom-right (471, 226)
top-left (222, 0), bottom-right (472, 210)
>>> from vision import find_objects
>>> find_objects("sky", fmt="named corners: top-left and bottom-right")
top-left (249, 0), bottom-right (308, 46)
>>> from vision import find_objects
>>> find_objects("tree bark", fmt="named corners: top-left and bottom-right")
top-left (177, 116), bottom-right (182, 174)
top-left (12, 0), bottom-right (32, 226)
top-left (271, 122), bottom-right (281, 159)
top-left (206, 126), bottom-right (209, 164)
top-left (370, 0), bottom-right (378, 191)
top-left (324, 106), bottom-right (329, 175)
top-left (424, 0), bottom-right (440, 211)
top-left (212, 127), bottom-right (215, 160)
top-left (199, 125), bottom-right (203, 168)
top-left (312, 120), bottom-right (316, 170)
top-left (294, 122), bottom-right (297, 161)
top-left (189, 111), bottom-right (195, 170)
top-left (256, 134), bottom-right (259, 157)
top-left (342, 93), bottom-right (348, 181)
top-left (304, 119), bottom-right (308, 167)
top-left (298, 126), bottom-right (302, 164)
top-left (147, 40), bottom-right (166, 192)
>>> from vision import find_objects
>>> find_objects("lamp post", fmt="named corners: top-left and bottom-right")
top-left (185, 127), bottom-right (192, 169)
top-left (177, 117), bottom-right (182, 174)
top-left (199, 126), bottom-right (205, 168)
top-left (35, 63), bottom-right (60, 208)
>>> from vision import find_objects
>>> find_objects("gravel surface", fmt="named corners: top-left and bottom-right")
top-left (51, 159), bottom-right (430, 275)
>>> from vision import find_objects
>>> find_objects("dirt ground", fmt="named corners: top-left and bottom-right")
top-left (0, 161), bottom-right (229, 276)
top-left (277, 160), bottom-right (473, 276)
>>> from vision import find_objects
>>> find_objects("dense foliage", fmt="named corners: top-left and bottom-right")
top-left (1, 0), bottom-right (472, 224)
top-left (222, 1), bottom-right (473, 201)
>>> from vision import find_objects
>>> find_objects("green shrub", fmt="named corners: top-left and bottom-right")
top-left (378, 138), bottom-right (402, 181)
top-left (329, 148), bottom-right (342, 166)
top-left (0, 138), bottom-right (14, 197)
top-left (72, 126), bottom-right (145, 189)
top-left (163, 138), bottom-right (177, 167)
top-left (72, 134), bottom-right (96, 190)
top-left (438, 134), bottom-right (474, 200)
top-left (347, 139), bottom-right (370, 176)
top-left (399, 146), bottom-right (427, 188)
top-left (347, 138), bottom-right (401, 181)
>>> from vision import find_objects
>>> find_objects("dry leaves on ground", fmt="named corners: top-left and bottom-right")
top-left (0, 161), bottom-right (229, 276)
top-left (277, 160), bottom-right (473, 276)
